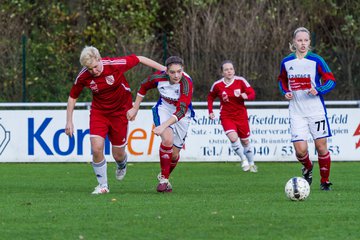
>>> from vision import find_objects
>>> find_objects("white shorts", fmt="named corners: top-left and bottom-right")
top-left (290, 114), bottom-right (332, 142)
top-left (152, 101), bottom-right (192, 148)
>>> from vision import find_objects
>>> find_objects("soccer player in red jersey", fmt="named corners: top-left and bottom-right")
top-left (127, 56), bottom-right (194, 192)
top-left (207, 60), bottom-right (258, 172)
top-left (65, 46), bottom-right (165, 194)
top-left (278, 27), bottom-right (336, 190)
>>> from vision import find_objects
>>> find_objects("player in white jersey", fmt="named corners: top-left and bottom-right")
top-left (278, 27), bottom-right (336, 191)
top-left (127, 56), bottom-right (194, 193)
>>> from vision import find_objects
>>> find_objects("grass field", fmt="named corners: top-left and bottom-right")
top-left (0, 162), bottom-right (359, 240)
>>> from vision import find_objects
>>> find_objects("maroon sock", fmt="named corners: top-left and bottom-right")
top-left (296, 152), bottom-right (313, 170)
top-left (318, 152), bottom-right (331, 183)
top-left (170, 155), bottom-right (180, 174)
top-left (159, 144), bottom-right (172, 179)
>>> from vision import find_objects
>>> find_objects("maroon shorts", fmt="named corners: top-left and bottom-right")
top-left (220, 117), bottom-right (250, 139)
top-left (90, 110), bottom-right (128, 147)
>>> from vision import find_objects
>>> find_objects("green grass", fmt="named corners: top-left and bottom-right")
top-left (0, 162), bottom-right (359, 240)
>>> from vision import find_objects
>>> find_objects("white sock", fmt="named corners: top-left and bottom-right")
top-left (92, 159), bottom-right (108, 187)
top-left (231, 139), bottom-right (246, 161)
top-left (243, 144), bottom-right (255, 165)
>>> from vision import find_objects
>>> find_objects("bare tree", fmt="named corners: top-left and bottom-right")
top-left (170, 0), bottom-right (310, 101)
top-left (0, 4), bottom-right (27, 101)
top-left (314, 0), bottom-right (360, 99)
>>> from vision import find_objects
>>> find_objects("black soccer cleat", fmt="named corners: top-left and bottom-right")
top-left (320, 182), bottom-right (333, 191)
top-left (302, 166), bottom-right (313, 185)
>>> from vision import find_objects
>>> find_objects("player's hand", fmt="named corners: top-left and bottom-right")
top-left (307, 87), bottom-right (318, 96)
top-left (153, 125), bottom-right (166, 136)
top-left (284, 92), bottom-right (293, 100)
top-left (209, 113), bottom-right (215, 120)
top-left (127, 107), bottom-right (138, 121)
top-left (241, 93), bottom-right (248, 99)
top-left (65, 122), bottom-right (74, 137)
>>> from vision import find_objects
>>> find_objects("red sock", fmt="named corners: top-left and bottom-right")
top-left (159, 144), bottom-right (172, 179)
top-left (170, 155), bottom-right (180, 174)
top-left (318, 152), bottom-right (331, 183)
top-left (296, 152), bottom-right (313, 170)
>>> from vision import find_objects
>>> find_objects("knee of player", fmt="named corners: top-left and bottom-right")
top-left (161, 138), bottom-right (173, 146)
top-left (112, 152), bottom-right (126, 162)
top-left (295, 150), bottom-right (309, 158)
top-left (91, 146), bottom-right (104, 156)
top-left (315, 146), bottom-right (329, 156)
top-left (241, 139), bottom-right (250, 147)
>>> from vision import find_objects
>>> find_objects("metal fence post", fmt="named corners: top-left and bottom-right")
top-left (22, 34), bottom-right (27, 102)
top-left (162, 32), bottom-right (167, 64)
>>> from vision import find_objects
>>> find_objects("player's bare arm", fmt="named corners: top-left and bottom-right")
top-left (127, 94), bottom-right (144, 121)
top-left (65, 96), bottom-right (77, 137)
top-left (153, 115), bottom-right (177, 136)
top-left (138, 56), bottom-right (166, 71)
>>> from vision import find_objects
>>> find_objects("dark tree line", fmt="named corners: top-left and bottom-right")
top-left (0, 0), bottom-right (359, 102)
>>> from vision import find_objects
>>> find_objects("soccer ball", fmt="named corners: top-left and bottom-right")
top-left (284, 177), bottom-right (310, 201)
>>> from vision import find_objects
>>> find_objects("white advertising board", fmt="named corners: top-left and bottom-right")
top-left (0, 108), bottom-right (359, 162)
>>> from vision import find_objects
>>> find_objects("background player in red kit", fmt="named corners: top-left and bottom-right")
top-left (65, 46), bottom-right (165, 194)
top-left (127, 56), bottom-right (194, 193)
top-left (207, 60), bottom-right (257, 172)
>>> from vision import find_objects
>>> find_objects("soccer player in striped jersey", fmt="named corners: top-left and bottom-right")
top-left (278, 27), bottom-right (336, 191)
top-left (65, 46), bottom-right (165, 194)
top-left (207, 60), bottom-right (258, 173)
top-left (127, 56), bottom-right (194, 193)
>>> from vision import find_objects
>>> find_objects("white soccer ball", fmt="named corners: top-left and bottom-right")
top-left (284, 177), bottom-right (310, 201)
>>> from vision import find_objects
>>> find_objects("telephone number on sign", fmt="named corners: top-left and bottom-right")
top-left (277, 145), bottom-right (340, 156)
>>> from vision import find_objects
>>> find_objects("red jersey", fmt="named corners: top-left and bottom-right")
top-left (70, 54), bottom-right (140, 114)
top-left (207, 76), bottom-right (255, 119)
top-left (138, 70), bottom-right (194, 121)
